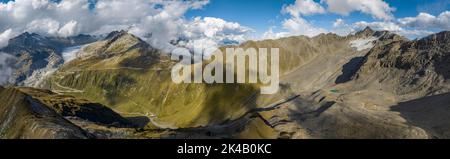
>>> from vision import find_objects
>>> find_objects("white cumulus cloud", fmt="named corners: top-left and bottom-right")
top-left (0, 0), bottom-right (252, 54)
top-left (264, 0), bottom-right (446, 40)
top-left (0, 29), bottom-right (17, 48)
top-left (323, 0), bottom-right (395, 21)
top-left (282, 0), bottom-right (326, 17)
top-left (269, 0), bottom-right (328, 39)
top-left (0, 52), bottom-right (17, 85)
top-left (399, 11), bottom-right (450, 30)
top-left (181, 17), bottom-right (253, 55)
top-left (282, 16), bottom-right (328, 37)
top-left (352, 11), bottom-right (450, 38)
top-left (331, 18), bottom-right (355, 36)
top-left (262, 27), bottom-right (291, 40)
top-left (58, 20), bottom-right (80, 37)
top-left (333, 18), bottom-right (345, 27)
top-left (353, 21), bottom-right (433, 38)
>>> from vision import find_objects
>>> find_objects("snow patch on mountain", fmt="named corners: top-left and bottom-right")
top-left (350, 37), bottom-right (378, 51)
top-left (62, 45), bottom-right (86, 63)
top-left (24, 44), bottom-right (88, 87)
top-left (23, 53), bottom-right (62, 87)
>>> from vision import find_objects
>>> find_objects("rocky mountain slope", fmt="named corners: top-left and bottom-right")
top-left (0, 86), bottom-right (90, 139)
top-left (43, 28), bottom-right (450, 138)
top-left (249, 28), bottom-right (450, 139)
top-left (0, 33), bottom-right (97, 87)
top-left (353, 31), bottom-right (450, 98)
top-left (43, 30), bottom-right (260, 129)
top-left (0, 86), bottom-right (142, 139)
top-left (1, 27), bottom-right (449, 139)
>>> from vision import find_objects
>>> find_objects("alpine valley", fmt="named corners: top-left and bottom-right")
top-left (1, 27), bottom-right (449, 139)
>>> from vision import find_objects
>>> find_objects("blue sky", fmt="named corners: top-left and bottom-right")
top-left (185, 0), bottom-right (450, 37)
top-left (185, 0), bottom-right (293, 36)
top-left (1, 0), bottom-right (449, 49)
top-left (2, 0), bottom-right (448, 35)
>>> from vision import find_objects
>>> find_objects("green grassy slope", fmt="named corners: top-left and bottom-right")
top-left (44, 31), bottom-right (359, 128)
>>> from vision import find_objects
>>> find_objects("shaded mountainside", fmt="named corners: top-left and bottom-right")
top-left (44, 30), bottom-right (377, 129)
top-left (17, 87), bottom-right (132, 127)
top-left (45, 31), bottom-right (260, 128)
top-left (0, 86), bottom-right (90, 139)
top-left (0, 86), bottom-right (137, 139)
top-left (391, 92), bottom-right (450, 138)
top-left (353, 31), bottom-right (450, 99)
top-left (0, 33), bottom-right (98, 87)
top-left (251, 29), bottom-right (450, 139)
top-left (234, 28), bottom-right (433, 139)
top-left (2, 27), bottom-right (449, 139)
top-left (45, 28), bottom-right (450, 139)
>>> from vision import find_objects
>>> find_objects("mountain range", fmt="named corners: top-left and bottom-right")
top-left (0, 33), bottom-right (98, 87)
top-left (0, 27), bottom-right (449, 139)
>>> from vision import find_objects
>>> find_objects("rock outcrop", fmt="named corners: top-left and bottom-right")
top-left (2, 28), bottom-right (449, 139)
top-left (0, 33), bottom-right (98, 87)
top-left (0, 86), bottom-right (135, 139)
top-left (0, 86), bottom-right (90, 139)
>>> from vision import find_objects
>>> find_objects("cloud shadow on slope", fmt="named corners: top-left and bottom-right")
top-left (335, 56), bottom-right (365, 84)
top-left (391, 92), bottom-right (450, 138)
